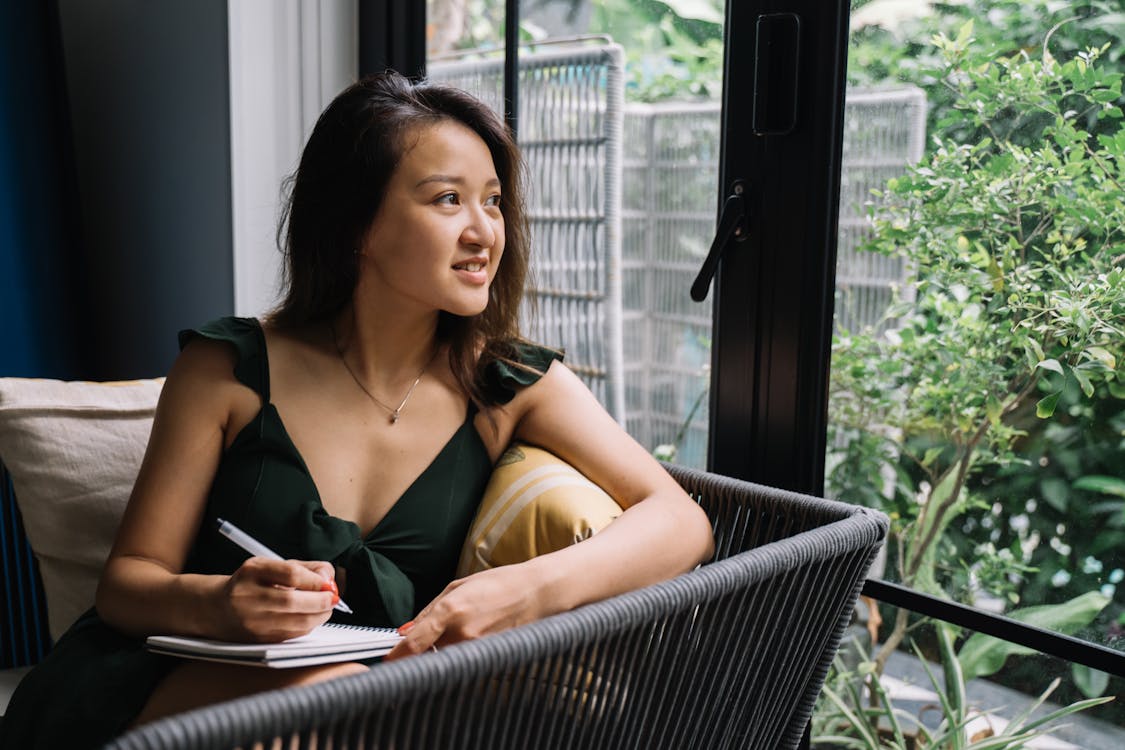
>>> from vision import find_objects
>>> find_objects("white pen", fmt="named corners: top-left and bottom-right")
top-left (216, 517), bottom-right (354, 614)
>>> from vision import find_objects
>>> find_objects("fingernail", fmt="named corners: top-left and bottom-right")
top-left (397, 620), bottom-right (415, 635)
top-left (320, 579), bottom-right (339, 595)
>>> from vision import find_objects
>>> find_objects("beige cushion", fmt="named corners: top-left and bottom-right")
top-left (457, 442), bottom-right (621, 577)
top-left (0, 378), bottom-right (163, 641)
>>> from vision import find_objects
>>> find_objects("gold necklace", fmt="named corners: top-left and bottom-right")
top-left (331, 323), bottom-right (435, 425)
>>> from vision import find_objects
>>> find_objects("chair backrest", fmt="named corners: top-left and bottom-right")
top-left (429, 44), bottom-right (626, 423)
top-left (108, 465), bottom-right (888, 750)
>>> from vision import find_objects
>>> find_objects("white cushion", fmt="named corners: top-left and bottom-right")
top-left (0, 378), bottom-right (162, 642)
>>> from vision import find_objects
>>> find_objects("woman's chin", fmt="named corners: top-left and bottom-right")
top-left (442, 301), bottom-right (489, 318)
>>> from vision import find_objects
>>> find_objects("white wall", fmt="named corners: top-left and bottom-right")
top-left (228, 0), bottom-right (358, 317)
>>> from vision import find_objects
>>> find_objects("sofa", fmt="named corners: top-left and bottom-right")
top-left (0, 376), bottom-right (887, 748)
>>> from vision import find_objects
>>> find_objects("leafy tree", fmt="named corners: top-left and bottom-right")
top-left (827, 19), bottom-right (1125, 679)
top-left (590, 0), bottom-right (723, 100)
top-left (848, 0), bottom-right (1125, 147)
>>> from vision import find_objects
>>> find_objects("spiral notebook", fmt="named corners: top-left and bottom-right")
top-left (146, 623), bottom-right (403, 668)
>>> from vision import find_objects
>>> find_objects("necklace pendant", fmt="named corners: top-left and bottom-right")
top-left (390, 410), bottom-right (400, 425)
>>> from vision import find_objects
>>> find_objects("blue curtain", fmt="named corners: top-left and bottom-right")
top-left (1, 0), bottom-right (79, 668)
top-left (1, 1), bottom-right (87, 379)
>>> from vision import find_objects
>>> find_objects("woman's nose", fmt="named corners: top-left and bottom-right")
top-left (461, 206), bottom-right (498, 248)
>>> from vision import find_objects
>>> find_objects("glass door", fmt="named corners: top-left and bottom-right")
top-left (424, 0), bottom-right (725, 469)
top-left (824, 0), bottom-right (1125, 742)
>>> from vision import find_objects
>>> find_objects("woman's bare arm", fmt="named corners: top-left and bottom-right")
top-left (387, 360), bottom-right (714, 657)
top-left (95, 339), bottom-right (336, 641)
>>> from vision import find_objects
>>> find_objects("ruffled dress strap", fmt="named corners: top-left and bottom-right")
top-left (178, 316), bottom-right (270, 401)
top-left (480, 342), bottom-right (564, 405)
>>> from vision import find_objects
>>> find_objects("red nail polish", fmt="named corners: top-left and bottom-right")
top-left (397, 620), bottom-right (415, 635)
top-left (320, 580), bottom-right (338, 595)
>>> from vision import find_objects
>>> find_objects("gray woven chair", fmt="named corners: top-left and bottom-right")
top-left (107, 463), bottom-right (887, 750)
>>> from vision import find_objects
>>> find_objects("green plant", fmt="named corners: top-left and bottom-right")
top-left (827, 16), bottom-right (1125, 680)
top-left (590, 0), bottom-right (724, 101)
top-left (815, 624), bottom-right (1114, 749)
top-left (848, 1), bottom-right (1125, 145)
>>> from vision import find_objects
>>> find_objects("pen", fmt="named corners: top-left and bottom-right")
top-left (216, 517), bottom-right (354, 614)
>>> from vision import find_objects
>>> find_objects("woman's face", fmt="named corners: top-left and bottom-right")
top-left (358, 119), bottom-right (505, 318)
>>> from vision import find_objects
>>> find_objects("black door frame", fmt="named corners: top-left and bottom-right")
top-left (709, 0), bottom-right (850, 496)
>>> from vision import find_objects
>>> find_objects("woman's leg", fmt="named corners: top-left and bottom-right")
top-left (131, 660), bottom-right (369, 727)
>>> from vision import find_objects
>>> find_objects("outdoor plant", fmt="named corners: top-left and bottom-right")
top-left (821, 15), bottom-right (1125, 743)
top-left (815, 624), bottom-right (1113, 749)
top-left (591, 0), bottom-right (724, 101)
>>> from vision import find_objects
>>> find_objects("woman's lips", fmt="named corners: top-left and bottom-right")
top-left (452, 258), bottom-right (489, 285)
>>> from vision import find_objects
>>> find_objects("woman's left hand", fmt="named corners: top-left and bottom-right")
top-left (384, 563), bottom-right (548, 659)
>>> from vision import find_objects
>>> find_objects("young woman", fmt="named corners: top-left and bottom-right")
top-left (0, 71), bottom-right (713, 748)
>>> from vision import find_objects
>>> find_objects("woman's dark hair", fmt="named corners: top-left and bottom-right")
top-left (267, 70), bottom-right (532, 409)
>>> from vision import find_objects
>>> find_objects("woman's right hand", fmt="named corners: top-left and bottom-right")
top-left (217, 558), bottom-right (338, 642)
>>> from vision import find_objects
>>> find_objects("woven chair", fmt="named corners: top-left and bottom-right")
top-left (107, 463), bottom-right (887, 750)
top-left (429, 44), bottom-right (626, 423)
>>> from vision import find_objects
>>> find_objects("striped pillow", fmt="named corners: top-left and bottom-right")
top-left (456, 443), bottom-right (621, 577)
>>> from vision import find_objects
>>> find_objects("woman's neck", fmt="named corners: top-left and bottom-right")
top-left (331, 305), bottom-right (440, 389)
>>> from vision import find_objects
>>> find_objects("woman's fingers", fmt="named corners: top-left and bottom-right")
top-left (245, 558), bottom-right (334, 592)
top-left (299, 559), bottom-right (338, 584)
top-left (221, 558), bottom-right (337, 640)
top-left (384, 567), bottom-right (541, 661)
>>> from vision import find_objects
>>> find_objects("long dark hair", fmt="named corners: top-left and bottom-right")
top-left (267, 71), bottom-right (532, 409)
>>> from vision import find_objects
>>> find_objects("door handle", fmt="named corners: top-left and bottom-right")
top-left (691, 180), bottom-right (749, 302)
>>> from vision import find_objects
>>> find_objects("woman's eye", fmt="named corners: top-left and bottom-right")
top-left (436, 193), bottom-right (459, 205)
top-left (485, 194), bottom-right (502, 207)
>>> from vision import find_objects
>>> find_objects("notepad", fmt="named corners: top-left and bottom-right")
top-left (146, 623), bottom-right (403, 668)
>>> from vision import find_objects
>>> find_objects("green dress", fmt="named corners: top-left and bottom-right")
top-left (0, 316), bottom-right (561, 750)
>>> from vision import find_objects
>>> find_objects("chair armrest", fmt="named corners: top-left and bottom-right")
top-left (662, 461), bottom-right (886, 560)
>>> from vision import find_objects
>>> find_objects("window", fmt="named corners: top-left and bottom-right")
top-left (366, 0), bottom-right (1125, 744)
top-left (424, 0), bottom-right (724, 469)
top-left (827, 0), bottom-right (1125, 739)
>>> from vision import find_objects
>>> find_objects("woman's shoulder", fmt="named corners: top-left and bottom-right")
top-left (478, 339), bottom-right (564, 405)
top-left (178, 316), bottom-right (262, 352)
top-left (175, 316), bottom-right (269, 400)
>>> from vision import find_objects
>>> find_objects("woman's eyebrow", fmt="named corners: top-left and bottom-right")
top-left (415, 174), bottom-right (502, 189)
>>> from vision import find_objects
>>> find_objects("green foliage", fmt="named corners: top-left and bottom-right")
top-left (848, 1), bottom-right (1125, 147)
top-left (831, 28), bottom-right (1125, 571)
top-left (813, 627), bottom-right (1114, 749)
top-left (956, 591), bottom-right (1110, 681)
top-left (826, 10), bottom-right (1125, 713)
top-left (589, 0), bottom-right (723, 101)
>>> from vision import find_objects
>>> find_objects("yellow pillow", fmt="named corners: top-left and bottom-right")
top-left (457, 443), bottom-right (621, 577)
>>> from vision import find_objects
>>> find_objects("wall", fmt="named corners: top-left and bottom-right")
top-left (57, 0), bottom-right (234, 379)
top-left (4, 1), bottom-right (357, 379)
top-left (0, 2), bottom-right (85, 378)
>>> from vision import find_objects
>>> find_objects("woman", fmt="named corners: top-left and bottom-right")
top-left (0, 71), bottom-right (713, 747)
